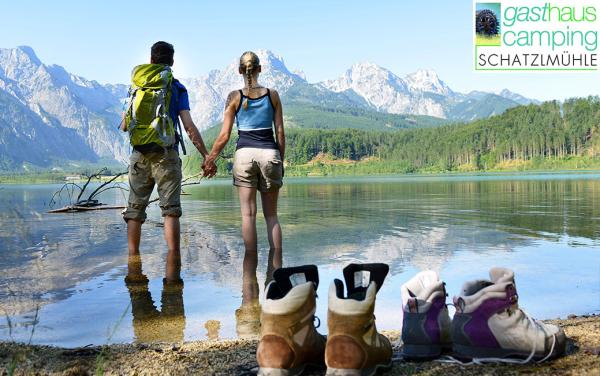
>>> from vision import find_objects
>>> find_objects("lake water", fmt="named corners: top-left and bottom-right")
top-left (1, 173), bottom-right (599, 347)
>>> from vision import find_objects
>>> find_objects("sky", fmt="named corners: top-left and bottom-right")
top-left (1, 0), bottom-right (598, 101)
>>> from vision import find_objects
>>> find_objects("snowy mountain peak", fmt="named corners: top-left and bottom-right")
top-left (14, 46), bottom-right (42, 65)
top-left (323, 62), bottom-right (404, 94)
top-left (351, 61), bottom-right (383, 71)
top-left (347, 62), bottom-right (396, 81)
top-left (0, 46), bottom-right (43, 80)
top-left (254, 49), bottom-right (297, 78)
top-left (411, 68), bottom-right (438, 77)
top-left (293, 69), bottom-right (307, 81)
top-left (405, 69), bottom-right (452, 96)
top-left (255, 49), bottom-right (283, 63)
top-left (322, 62), bottom-right (455, 117)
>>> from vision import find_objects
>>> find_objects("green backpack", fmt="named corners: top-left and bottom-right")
top-left (124, 64), bottom-right (177, 149)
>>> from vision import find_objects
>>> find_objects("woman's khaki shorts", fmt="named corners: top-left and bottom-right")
top-left (233, 148), bottom-right (283, 192)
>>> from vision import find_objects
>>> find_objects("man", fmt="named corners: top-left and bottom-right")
top-left (121, 41), bottom-right (209, 282)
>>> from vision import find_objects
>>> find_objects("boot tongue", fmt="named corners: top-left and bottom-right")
top-left (461, 279), bottom-right (494, 296)
top-left (273, 265), bottom-right (319, 294)
top-left (489, 267), bottom-right (515, 285)
top-left (342, 263), bottom-right (389, 299)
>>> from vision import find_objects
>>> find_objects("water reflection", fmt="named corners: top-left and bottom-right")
top-left (204, 320), bottom-right (221, 341)
top-left (125, 254), bottom-right (185, 343)
top-left (0, 175), bottom-right (599, 346)
top-left (235, 291), bottom-right (261, 340)
top-left (234, 247), bottom-right (283, 340)
top-left (0, 186), bottom-right (128, 318)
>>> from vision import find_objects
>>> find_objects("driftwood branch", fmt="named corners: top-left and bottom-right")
top-left (49, 183), bottom-right (82, 208)
top-left (47, 168), bottom-right (128, 213)
top-left (83, 170), bottom-right (128, 204)
top-left (48, 205), bottom-right (126, 214)
top-left (49, 166), bottom-right (202, 212)
top-left (76, 168), bottom-right (108, 203)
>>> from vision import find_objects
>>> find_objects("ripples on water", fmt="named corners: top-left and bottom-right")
top-left (0, 173), bottom-right (599, 347)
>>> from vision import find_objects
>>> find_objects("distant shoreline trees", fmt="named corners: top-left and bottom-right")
top-left (186, 96), bottom-right (600, 175)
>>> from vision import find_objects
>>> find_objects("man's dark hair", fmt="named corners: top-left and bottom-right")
top-left (151, 41), bottom-right (174, 66)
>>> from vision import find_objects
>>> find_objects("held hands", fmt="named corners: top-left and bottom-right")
top-left (202, 155), bottom-right (218, 178)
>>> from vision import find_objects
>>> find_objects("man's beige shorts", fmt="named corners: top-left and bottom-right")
top-left (122, 149), bottom-right (182, 222)
top-left (233, 148), bottom-right (283, 192)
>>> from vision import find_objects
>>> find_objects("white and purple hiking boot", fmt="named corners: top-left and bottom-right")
top-left (400, 270), bottom-right (452, 359)
top-left (451, 267), bottom-right (566, 363)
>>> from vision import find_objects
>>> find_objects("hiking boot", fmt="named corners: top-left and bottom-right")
top-left (325, 263), bottom-right (392, 376)
top-left (451, 267), bottom-right (567, 362)
top-left (257, 265), bottom-right (326, 376)
top-left (400, 270), bottom-right (451, 359)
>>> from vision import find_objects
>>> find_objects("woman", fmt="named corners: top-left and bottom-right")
top-left (203, 51), bottom-right (285, 290)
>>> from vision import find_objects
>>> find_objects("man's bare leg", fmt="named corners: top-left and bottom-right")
top-left (164, 216), bottom-right (181, 282)
top-left (127, 219), bottom-right (143, 257)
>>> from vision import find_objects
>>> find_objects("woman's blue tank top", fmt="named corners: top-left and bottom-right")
top-left (235, 89), bottom-right (278, 150)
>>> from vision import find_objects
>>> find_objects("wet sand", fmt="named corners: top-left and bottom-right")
top-left (0, 315), bottom-right (598, 375)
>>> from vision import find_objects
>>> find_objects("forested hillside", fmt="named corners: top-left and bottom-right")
top-left (284, 104), bottom-right (445, 131)
top-left (185, 97), bottom-right (600, 176)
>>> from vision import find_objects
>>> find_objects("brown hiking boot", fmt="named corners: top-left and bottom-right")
top-left (325, 263), bottom-right (392, 376)
top-left (257, 265), bottom-right (326, 376)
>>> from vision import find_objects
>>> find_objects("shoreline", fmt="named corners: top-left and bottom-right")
top-left (2, 168), bottom-right (600, 185)
top-left (1, 315), bottom-right (598, 375)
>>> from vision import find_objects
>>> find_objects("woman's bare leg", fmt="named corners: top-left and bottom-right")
top-left (238, 186), bottom-right (259, 303)
top-left (261, 189), bottom-right (282, 284)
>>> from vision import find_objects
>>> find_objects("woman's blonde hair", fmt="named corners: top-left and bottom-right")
top-left (239, 51), bottom-right (260, 110)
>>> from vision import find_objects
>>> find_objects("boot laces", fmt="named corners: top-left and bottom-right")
top-left (437, 308), bottom-right (557, 365)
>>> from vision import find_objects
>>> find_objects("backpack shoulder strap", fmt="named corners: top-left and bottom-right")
top-left (170, 77), bottom-right (187, 155)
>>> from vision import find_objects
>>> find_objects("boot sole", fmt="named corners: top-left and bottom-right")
top-left (402, 343), bottom-right (445, 360)
top-left (258, 366), bottom-right (305, 376)
top-left (326, 359), bottom-right (392, 376)
top-left (453, 340), bottom-right (566, 361)
top-left (258, 362), bottom-right (325, 376)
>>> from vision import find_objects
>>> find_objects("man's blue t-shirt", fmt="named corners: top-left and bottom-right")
top-left (169, 79), bottom-right (190, 124)
top-left (134, 78), bottom-right (190, 154)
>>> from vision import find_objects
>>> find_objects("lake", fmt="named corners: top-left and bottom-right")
top-left (0, 173), bottom-right (599, 347)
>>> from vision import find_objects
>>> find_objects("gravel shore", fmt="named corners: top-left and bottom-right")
top-left (1, 315), bottom-right (598, 376)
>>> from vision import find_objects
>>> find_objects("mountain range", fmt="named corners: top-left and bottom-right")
top-left (0, 46), bottom-right (539, 171)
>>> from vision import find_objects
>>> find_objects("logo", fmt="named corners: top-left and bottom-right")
top-left (476, 3), bottom-right (502, 46)
top-left (474, 0), bottom-right (599, 71)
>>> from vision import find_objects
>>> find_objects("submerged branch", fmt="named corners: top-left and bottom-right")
top-left (47, 167), bottom-right (128, 213)
top-left (76, 168), bottom-right (108, 203)
top-left (82, 170), bottom-right (128, 204)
